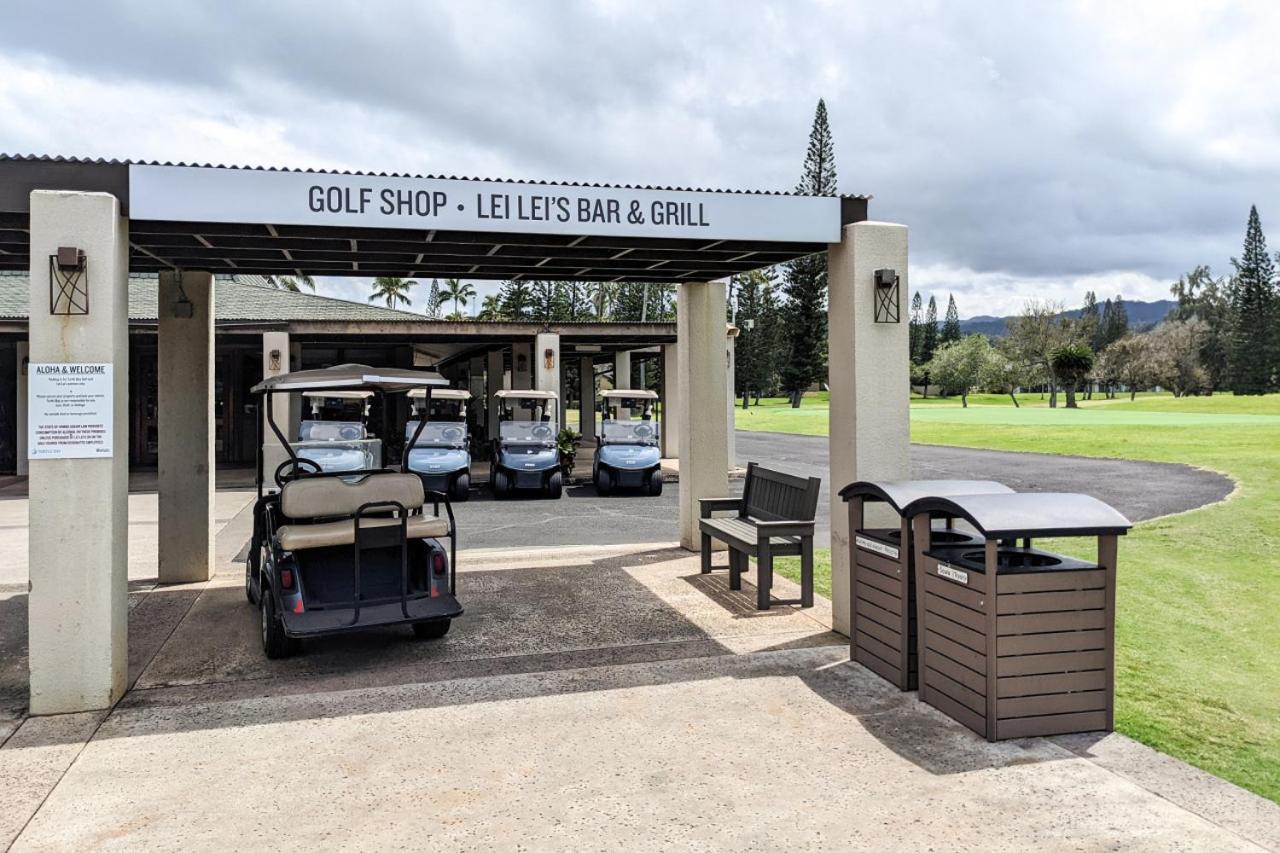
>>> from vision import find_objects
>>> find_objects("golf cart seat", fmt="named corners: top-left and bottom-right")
top-left (275, 472), bottom-right (448, 551)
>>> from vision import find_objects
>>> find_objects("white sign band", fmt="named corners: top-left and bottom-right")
top-left (129, 165), bottom-right (843, 243)
top-left (855, 535), bottom-right (900, 560)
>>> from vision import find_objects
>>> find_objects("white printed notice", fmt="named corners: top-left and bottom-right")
top-left (28, 363), bottom-right (113, 459)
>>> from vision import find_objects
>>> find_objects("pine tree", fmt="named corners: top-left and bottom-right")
top-left (780, 99), bottom-right (838, 407)
top-left (1227, 205), bottom-right (1280, 393)
top-left (940, 294), bottom-right (961, 345)
top-left (909, 291), bottom-right (924, 364)
top-left (732, 271), bottom-right (773, 407)
top-left (424, 279), bottom-right (445, 319)
top-left (499, 280), bottom-right (533, 320)
top-left (1080, 291), bottom-right (1100, 349)
top-left (920, 295), bottom-right (939, 363)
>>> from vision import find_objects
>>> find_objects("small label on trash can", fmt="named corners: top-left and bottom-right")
top-left (937, 563), bottom-right (969, 584)
top-left (855, 536), bottom-right (899, 560)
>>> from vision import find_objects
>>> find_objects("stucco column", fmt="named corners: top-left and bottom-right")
top-left (828, 221), bottom-right (910, 636)
top-left (486, 349), bottom-right (503, 437)
top-left (661, 343), bottom-right (679, 459)
top-left (535, 332), bottom-right (560, 430)
top-left (157, 271), bottom-right (215, 584)
top-left (260, 331), bottom-right (292, 485)
top-left (511, 341), bottom-right (532, 420)
top-left (15, 340), bottom-right (28, 475)
top-left (613, 350), bottom-right (631, 389)
top-left (677, 281), bottom-right (729, 550)
top-left (27, 190), bottom-right (129, 714)
top-left (725, 329), bottom-right (737, 468)
top-left (578, 356), bottom-right (595, 439)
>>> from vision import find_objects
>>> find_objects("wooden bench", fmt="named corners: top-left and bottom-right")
top-left (698, 462), bottom-right (821, 610)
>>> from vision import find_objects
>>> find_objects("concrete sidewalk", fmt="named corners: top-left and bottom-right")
top-left (1, 507), bottom-right (1277, 851)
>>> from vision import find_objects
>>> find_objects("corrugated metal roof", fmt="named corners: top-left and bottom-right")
top-left (0, 153), bottom-right (870, 200)
top-left (0, 272), bottom-right (429, 323)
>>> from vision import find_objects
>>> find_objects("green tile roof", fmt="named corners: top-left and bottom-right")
top-left (0, 273), bottom-right (426, 323)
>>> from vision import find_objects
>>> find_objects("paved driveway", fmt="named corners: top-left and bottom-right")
top-left (447, 431), bottom-right (1234, 549)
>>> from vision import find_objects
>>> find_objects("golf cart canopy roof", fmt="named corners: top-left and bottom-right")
top-left (301, 390), bottom-right (374, 400)
top-left (494, 389), bottom-right (558, 400)
top-left (898, 492), bottom-right (1133, 538)
top-left (601, 389), bottom-right (658, 400)
top-left (839, 479), bottom-right (1014, 513)
top-left (251, 363), bottom-right (448, 394)
top-left (408, 388), bottom-right (472, 401)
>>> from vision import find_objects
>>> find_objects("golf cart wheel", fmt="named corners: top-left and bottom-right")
top-left (245, 541), bottom-right (261, 605)
top-left (492, 469), bottom-right (510, 499)
top-left (547, 470), bottom-right (563, 499)
top-left (647, 468), bottom-right (664, 496)
top-left (260, 590), bottom-right (297, 659)
top-left (452, 472), bottom-right (471, 502)
top-left (595, 467), bottom-right (613, 496)
top-left (412, 618), bottom-right (452, 640)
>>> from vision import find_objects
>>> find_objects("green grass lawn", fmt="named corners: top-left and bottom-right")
top-left (769, 391), bottom-right (1280, 802)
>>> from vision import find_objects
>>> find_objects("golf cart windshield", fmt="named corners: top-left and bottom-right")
top-left (405, 421), bottom-right (467, 448)
top-left (600, 391), bottom-right (659, 446)
top-left (406, 388), bottom-right (470, 449)
top-left (497, 392), bottom-right (558, 445)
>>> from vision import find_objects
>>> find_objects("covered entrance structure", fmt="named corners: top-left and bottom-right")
top-left (0, 155), bottom-right (908, 714)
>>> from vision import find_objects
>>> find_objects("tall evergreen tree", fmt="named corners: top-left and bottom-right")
top-left (920, 295), bottom-right (939, 364)
top-left (732, 271), bottom-right (773, 407)
top-left (1227, 206), bottom-right (1279, 393)
top-left (940, 294), bottom-right (962, 345)
top-left (909, 291), bottom-right (924, 364)
top-left (780, 99), bottom-right (838, 407)
top-left (1170, 265), bottom-right (1231, 391)
top-left (1080, 291), bottom-right (1100, 349)
top-left (499, 280), bottom-right (533, 320)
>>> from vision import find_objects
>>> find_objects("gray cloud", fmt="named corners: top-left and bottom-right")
top-left (1, 1), bottom-right (1277, 315)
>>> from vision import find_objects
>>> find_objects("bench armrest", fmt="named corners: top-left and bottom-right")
top-left (754, 519), bottom-right (815, 539)
top-left (699, 497), bottom-right (742, 518)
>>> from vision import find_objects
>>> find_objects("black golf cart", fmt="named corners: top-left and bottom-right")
top-left (245, 364), bottom-right (463, 658)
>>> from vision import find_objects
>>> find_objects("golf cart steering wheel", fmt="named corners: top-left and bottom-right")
top-left (274, 457), bottom-right (322, 488)
top-left (442, 426), bottom-right (464, 442)
top-left (531, 424), bottom-right (553, 439)
top-left (633, 423), bottom-right (654, 439)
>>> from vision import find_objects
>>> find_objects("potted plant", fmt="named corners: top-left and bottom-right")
top-left (557, 427), bottom-right (582, 476)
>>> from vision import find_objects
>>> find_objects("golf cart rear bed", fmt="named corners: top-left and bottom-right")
top-left (281, 593), bottom-right (462, 636)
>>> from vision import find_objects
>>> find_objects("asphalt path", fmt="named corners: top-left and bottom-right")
top-left (453, 430), bottom-right (1234, 549)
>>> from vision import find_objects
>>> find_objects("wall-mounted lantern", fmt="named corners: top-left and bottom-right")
top-left (269, 349), bottom-right (282, 372)
top-left (543, 348), bottom-right (556, 370)
top-left (170, 271), bottom-right (194, 318)
top-left (49, 246), bottom-right (88, 315)
top-left (873, 268), bottom-right (901, 324)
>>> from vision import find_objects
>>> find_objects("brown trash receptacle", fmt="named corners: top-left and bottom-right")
top-left (902, 492), bottom-right (1132, 742)
top-left (839, 480), bottom-right (1013, 691)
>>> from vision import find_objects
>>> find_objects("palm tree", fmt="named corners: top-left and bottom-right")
top-left (264, 273), bottom-right (315, 292)
top-left (477, 294), bottom-right (504, 321)
top-left (368, 277), bottom-right (416, 309)
top-left (443, 278), bottom-right (476, 317)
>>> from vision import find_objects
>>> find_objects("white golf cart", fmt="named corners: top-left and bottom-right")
top-left (405, 387), bottom-right (473, 502)
top-left (246, 364), bottom-right (463, 658)
top-left (593, 389), bottom-right (662, 495)
top-left (489, 389), bottom-right (562, 499)
top-left (293, 390), bottom-right (382, 473)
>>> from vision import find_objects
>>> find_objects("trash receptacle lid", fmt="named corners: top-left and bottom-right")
top-left (900, 492), bottom-right (1132, 538)
top-left (839, 480), bottom-right (1014, 513)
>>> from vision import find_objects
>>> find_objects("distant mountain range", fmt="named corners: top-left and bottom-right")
top-left (958, 299), bottom-right (1177, 337)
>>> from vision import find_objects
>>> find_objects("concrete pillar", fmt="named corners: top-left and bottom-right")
top-left (262, 332), bottom-right (293, 442)
top-left (677, 281), bottom-right (729, 550)
top-left (613, 350), bottom-right (631, 389)
top-left (828, 222), bottom-right (911, 636)
top-left (661, 344), bottom-right (679, 459)
top-left (27, 190), bottom-right (129, 714)
top-left (725, 330), bottom-right (737, 468)
top-left (534, 332), bottom-right (560, 430)
top-left (15, 340), bottom-right (28, 475)
top-left (511, 341), bottom-right (532, 420)
top-left (486, 348), bottom-right (503, 438)
top-left (157, 271), bottom-right (215, 584)
top-left (578, 356), bottom-right (595, 440)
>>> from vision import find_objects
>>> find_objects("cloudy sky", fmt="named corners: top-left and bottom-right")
top-left (2, 1), bottom-right (1277, 317)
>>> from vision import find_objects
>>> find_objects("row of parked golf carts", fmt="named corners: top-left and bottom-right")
top-left (245, 364), bottom-right (664, 658)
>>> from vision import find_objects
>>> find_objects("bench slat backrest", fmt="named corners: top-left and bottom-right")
top-left (741, 462), bottom-right (821, 522)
